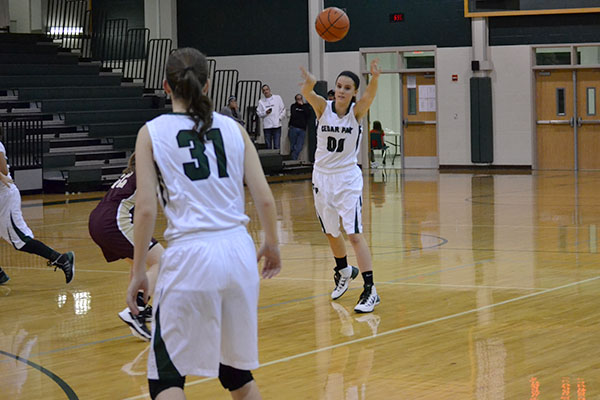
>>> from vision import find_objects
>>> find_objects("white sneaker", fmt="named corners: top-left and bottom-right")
top-left (118, 307), bottom-right (152, 341)
top-left (331, 265), bottom-right (359, 300)
top-left (354, 284), bottom-right (380, 313)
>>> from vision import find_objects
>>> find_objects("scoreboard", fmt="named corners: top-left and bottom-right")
top-left (465, 0), bottom-right (600, 17)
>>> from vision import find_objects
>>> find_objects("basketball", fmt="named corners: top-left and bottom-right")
top-left (315, 7), bottom-right (350, 42)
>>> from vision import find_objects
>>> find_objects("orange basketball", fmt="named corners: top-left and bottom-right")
top-left (315, 7), bottom-right (349, 42)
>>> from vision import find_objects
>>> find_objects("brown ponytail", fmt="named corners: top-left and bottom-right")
top-left (122, 152), bottom-right (136, 174)
top-left (166, 48), bottom-right (213, 141)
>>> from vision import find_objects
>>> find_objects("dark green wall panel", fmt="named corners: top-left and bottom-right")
top-left (490, 13), bottom-right (600, 45)
top-left (323, 0), bottom-right (471, 52)
top-left (177, 0), bottom-right (309, 56)
top-left (92, 0), bottom-right (145, 29)
top-left (470, 77), bottom-right (493, 164)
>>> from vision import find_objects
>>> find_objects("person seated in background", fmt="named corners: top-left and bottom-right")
top-left (327, 89), bottom-right (335, 100)
top-left (219, 95), bottom-right (245, 126)
top-left (369, 120), bottom-right (387, 168)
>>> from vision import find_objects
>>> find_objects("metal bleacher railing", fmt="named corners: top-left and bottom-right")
top-left (44, 0), bottom-right (262, 137)
top-left (123, 28), bottom-right (150, 81)
top-left (99, 18), bottom-right (128, 70)
top-left (0, 116), bottom-right (44, 174)
top-left (212, 69), bottom-right (239, 112)
top-left (144, 38), bottom-right (172, 91)
top-left (236, 80), bottom-right (262, 141)
top-left (207, 59), bottom-right (216, 90)
top-left (46, 0), bottom-right (88, 51)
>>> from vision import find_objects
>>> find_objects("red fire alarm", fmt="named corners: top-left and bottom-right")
top-left (452, 74), bottom-right (458, 82)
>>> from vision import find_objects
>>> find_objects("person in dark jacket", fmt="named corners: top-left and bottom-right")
top-left (288, 94), bottom-right (310, 160)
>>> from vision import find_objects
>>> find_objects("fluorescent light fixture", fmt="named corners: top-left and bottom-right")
top-left (49, 26), bottom-right (83, 35)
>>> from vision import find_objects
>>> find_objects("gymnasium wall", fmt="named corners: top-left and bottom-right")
top-left (176, 0), bottom-right (309, 56)
top-left (489, 46), bottom-right (534, 166)
top-left (435, 46), bottom-right (534, 166)
top-left (436, 47), bottom-right (472, 166)
top-left (176, 0), bottom-right (471, 57)
top-left (213, 45), bottom-right (535, 167)
top-left (211, 52), bottom-right (309, 155)
top-left (7, 0), bottom-right (32, 32)
top-left (490, 13), bottom-right (600, 46)
top-left (323, 0), bottom-right (472, 52)
top-left (91, 0), bottom-right (145, 29)
top-left (171, 1), bottom-right (589, 167)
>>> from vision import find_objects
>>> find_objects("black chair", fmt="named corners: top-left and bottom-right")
top-left (370, 131), bottom-right (387, 165)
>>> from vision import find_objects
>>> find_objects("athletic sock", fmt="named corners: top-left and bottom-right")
top-left (334, 256), bottom-right (348, 272)
top-left (362, 271), bottom-right (374, 286)
top-left (19, 239), bottom-right (61, 262)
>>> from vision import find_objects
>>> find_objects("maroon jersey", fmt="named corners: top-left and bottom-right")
top-left (88, 171), bottom-right (157, 262)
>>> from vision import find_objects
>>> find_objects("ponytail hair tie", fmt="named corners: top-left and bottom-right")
top-left (183, 66), bottom-right (193, 73)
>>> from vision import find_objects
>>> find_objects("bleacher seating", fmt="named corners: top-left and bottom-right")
top-left (0, 32), bottom-right (169, 192)
top-left (0, 1), bottom-right (312, 193)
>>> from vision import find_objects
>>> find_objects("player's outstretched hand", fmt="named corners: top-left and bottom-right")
top-left (300, 66), bottom-right (316, 88)
top-left (257, 242), bottom-right (281, 279)
top-left (126, 269), bottom-right (149, 315)
top-left (370, 58), bottom-right (381, 78)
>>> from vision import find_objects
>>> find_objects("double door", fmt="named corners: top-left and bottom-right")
top-left (536, 69), bottom-right (600, 170)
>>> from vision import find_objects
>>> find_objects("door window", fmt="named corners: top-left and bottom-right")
top-left (587, 87), bottom-right (596, 116)
top-left (556, 88), bottom-right (566, 116)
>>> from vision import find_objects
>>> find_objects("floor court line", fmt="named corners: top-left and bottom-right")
top-left (122, 274), bottom-right (600, 400)
top-left (0, 257), bottom-right (535, 369)
top-left (0, 334), bottom-right (133, 366)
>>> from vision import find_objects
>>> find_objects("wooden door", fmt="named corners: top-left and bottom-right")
top-left (402, 73), bottom-right (437, 160)
top-left (576, 69), bottom-right (600, 170)
top-left (535, 70), bottom-right (574, 170)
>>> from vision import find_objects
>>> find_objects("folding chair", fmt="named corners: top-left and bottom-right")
top-left (370, 131), bottom-right (387, 165)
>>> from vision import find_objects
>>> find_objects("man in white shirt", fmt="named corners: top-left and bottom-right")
top-left (257, 84), bottom-right (286, 150)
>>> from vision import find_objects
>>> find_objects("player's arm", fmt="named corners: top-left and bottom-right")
top-left (300, 66), bottom-right (327, 119)
top-left (278, 96), bottom-right (286, 121)
top-left (127, 125), bottom-right (156, 313)
top-left (0, 151), bottom-right (12, 187)
top-left (239, 123), bottom-right (281, 279)
top-left (0, 151), bottom-right (8, 176)
top-left (354, 59), bottom-right (381, 120)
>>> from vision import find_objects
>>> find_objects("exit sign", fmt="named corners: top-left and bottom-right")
top-left (389, 13), bottom-right (404, 22)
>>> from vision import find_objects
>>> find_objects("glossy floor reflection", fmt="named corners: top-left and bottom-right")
top-left (0, 170), bottom-right (599, 399)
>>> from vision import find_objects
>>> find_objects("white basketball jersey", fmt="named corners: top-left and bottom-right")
top-left (314, 101), bottom-right (362, 174)
top-left (146, 113), bottom-right (249, 243)
top-left (0, 140), bottom-right (13, 196)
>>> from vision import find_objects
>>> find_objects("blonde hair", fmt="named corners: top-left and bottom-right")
top-left (122, 153), bottom-right (136, 174)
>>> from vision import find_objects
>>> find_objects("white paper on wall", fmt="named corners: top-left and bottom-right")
top-left (418, 84), bottom-right (436, 112)
top-left (407, 75), bottom-right (417, 88)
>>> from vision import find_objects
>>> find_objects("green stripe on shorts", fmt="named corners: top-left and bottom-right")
top-left (153, 306), bottom-right (183, 381)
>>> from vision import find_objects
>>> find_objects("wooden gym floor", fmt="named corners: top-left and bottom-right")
top-left (0, 169), bottom-right (598, 399)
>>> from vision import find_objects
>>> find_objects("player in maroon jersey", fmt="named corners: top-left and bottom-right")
top-left (88, 154), bottom-right (163, 341)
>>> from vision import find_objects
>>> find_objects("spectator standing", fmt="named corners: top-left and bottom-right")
top-left (257, 84), bottom-right (285, 150)
top-left (288, 94), bottom-right (309, 160)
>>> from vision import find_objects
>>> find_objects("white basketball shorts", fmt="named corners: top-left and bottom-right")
top-left (147, 226), bottom-right (260, 380)
top-left (0, 186), bottom-right (34, 249)
top-left (312, 167), bottom-right (363, 237)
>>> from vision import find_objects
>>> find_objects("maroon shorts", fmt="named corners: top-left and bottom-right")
top-left (88, 206), bottom-right (158, 263)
